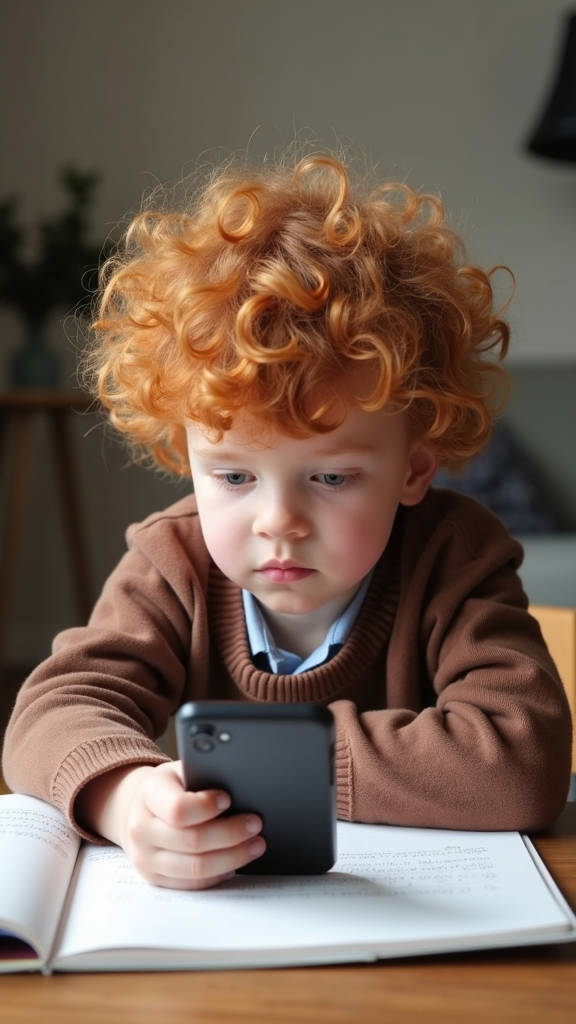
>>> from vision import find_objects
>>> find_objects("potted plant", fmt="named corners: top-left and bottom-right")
top-left (0, 168), bottom-right (112, 388)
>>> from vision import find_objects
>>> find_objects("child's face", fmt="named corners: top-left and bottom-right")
top-left (186, 405), bottom-right (436, 620)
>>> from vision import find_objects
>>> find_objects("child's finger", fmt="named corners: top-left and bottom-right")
top-left (156, 787), bottom-right (232, 828)
top-left (149, 811), bottom-right (263, 855)
top-left (140, 762), bottom-right (231, 826)
top-left (142, 835), bottom-right (267, 890)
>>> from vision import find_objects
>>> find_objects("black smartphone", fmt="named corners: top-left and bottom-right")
top-left (176, 701), bottom-right (336, 875)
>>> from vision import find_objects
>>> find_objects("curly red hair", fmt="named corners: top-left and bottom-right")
top-left (88, 153), bottom-right (511, 474)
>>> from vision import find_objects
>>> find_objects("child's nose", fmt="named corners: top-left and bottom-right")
top-left (252, 490), bottom-right (309, 539)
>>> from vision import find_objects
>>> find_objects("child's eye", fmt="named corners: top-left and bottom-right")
top-left (314, 473), bottom-right (348, 487)
top-left (220, 472), bottom-right (251, 486)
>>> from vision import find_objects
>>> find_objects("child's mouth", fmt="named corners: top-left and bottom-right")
top-left (256, 564), bottom-right (314, 583)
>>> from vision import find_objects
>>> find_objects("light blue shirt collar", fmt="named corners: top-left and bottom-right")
top-left (242, 572), bottom-right (373, 675)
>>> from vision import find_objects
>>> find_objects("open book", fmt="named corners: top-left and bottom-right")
top-left (1, 793), bottom-right (575, 973)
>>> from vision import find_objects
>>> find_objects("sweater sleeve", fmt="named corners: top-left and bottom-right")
top-left (1, 499), bottom-right (208, 839)
top-left (329, 495), bottom-right (573, 833)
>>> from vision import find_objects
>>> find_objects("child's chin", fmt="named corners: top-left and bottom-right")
top-left (256, 596), bottom-right (328, 617)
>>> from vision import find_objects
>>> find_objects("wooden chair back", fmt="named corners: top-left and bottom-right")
top-left (529, 605), bottom-right (576, 774)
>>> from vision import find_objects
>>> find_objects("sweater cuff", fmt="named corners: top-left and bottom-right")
top-left (334, 732), bottom-right (353, 820)
top-left (52, 735), bottom-right (171, 842)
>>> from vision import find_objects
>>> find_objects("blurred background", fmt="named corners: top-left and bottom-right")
top-left (0, 0), bottom-right (575, 686)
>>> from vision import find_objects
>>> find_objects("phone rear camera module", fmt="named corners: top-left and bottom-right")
top-left (189, 723), bottom-right (215, 736)
top-left (192, 733), bottom-right (215, 754)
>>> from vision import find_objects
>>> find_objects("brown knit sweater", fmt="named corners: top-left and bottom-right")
top-left (2, 488), bottom-right (572, 838)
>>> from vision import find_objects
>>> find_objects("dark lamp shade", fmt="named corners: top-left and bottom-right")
top-left (526, 11), bottom-right (576, 162)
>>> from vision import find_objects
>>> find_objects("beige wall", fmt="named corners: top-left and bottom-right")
top-left (1, 0), bottom-right (574, 665)
top-left (1, 0), bottom-right (575, 366)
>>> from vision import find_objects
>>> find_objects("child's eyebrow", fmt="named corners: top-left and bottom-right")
top-left (190, 443), bottom-right (377, 460)
top-left (190, 448), bottom-right (249, 461)
top-left (310, 443), bottom-right (377, 458)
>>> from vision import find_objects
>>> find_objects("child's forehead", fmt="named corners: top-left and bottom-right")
top-left (185, 404), bottom-right (409, 457)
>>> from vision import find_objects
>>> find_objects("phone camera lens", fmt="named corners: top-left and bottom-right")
top-left (192, 733), bottom-right (215, 754)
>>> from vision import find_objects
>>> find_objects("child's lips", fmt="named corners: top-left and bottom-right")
top-left (256, 562), bottom-right (314, 583)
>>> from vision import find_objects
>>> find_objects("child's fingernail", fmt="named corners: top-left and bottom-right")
top-left (248, 838), bottom-right (266, 857)
top-left (245, 815), bottom-right (261, 834)
top-left (216, 793), bottom-right (231, 810)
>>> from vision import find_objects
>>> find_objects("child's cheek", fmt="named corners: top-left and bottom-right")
top-left (199, 509), bottom-right (248, 582)
top-left (335, 513), bottom-right (392, 579)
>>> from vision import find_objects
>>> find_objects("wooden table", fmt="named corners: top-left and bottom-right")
top-left (1, 804), bottom-right (575, 1024)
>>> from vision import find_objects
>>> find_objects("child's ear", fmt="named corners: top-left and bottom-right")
top-left (400, 444), bottom-right (439, 507)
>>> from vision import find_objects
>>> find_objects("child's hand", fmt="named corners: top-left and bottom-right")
top-left (75, 761), bottom-right (266, 889)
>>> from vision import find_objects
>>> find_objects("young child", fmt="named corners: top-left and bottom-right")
top-left (2, 152), bottom-right (572, 891)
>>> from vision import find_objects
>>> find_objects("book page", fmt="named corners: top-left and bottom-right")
top-left (53, 821), bottom-right (572, 969)
top-left (0, 794), bottom-right (81, 968)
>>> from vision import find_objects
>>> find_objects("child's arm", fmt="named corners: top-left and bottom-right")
top-left (1, 492), bottom-right (267, 889)
top-left (74, 762), bottom-right (266, 888)
top-left (329, 496), bottom-right (573, 833)
top-left (1, 499), bottom-right (215, 843)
